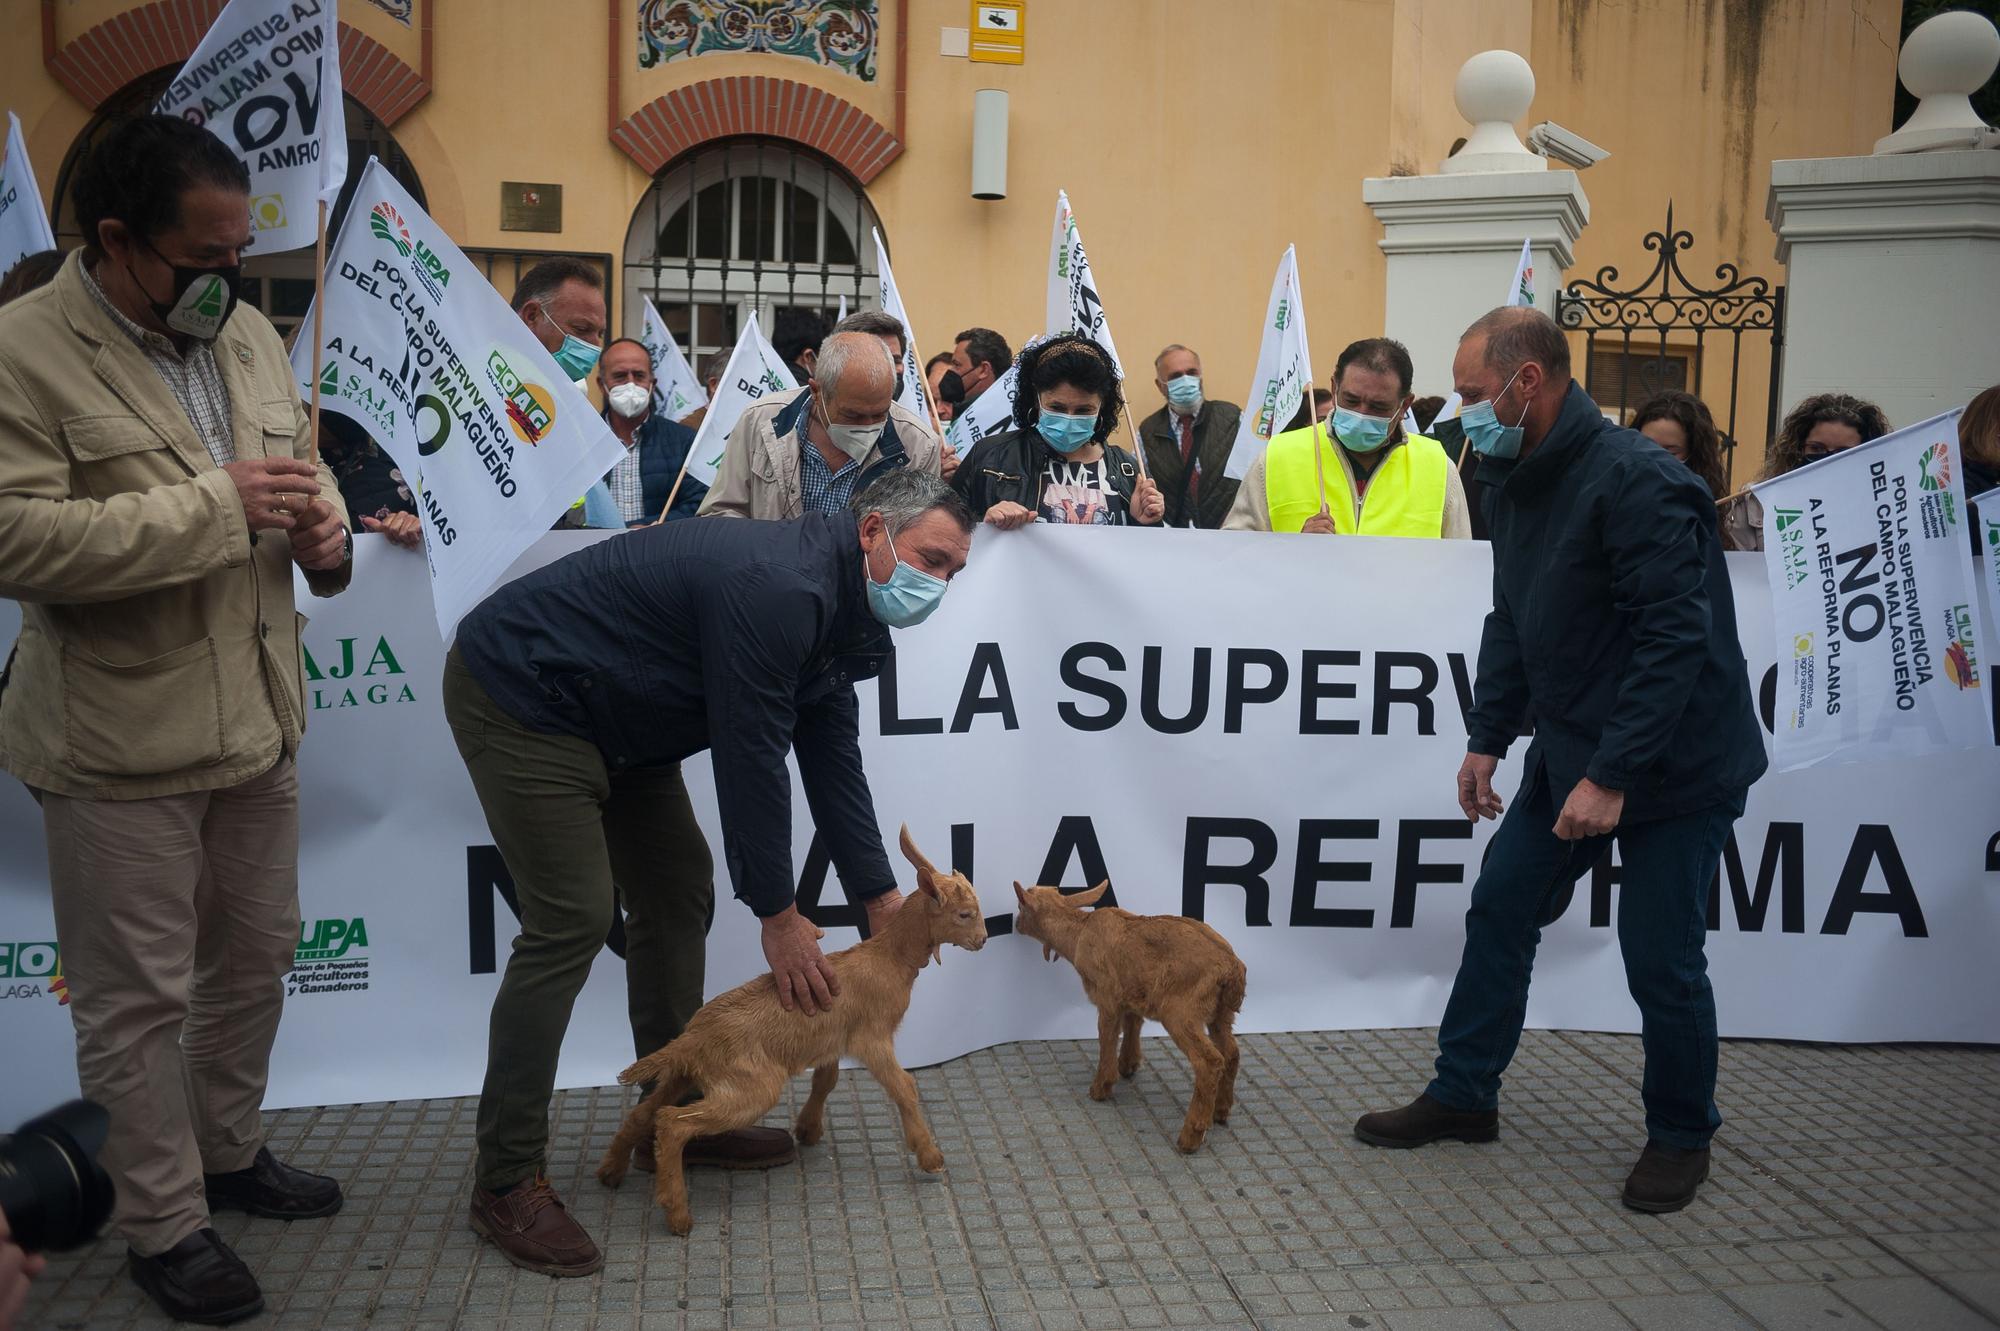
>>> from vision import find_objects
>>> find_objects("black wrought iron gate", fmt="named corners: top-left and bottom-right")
top-left (1554, 204), bottom-right (1785, 480)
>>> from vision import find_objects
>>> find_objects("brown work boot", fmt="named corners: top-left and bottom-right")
top-left (1622, 1142), bottom-right (1711, 1213)
top-left (634, 1125), bottom-right (798, 1173)
top-left (469, 1175), bottom-right (604, 1277)
top-left (1354, 1093), bottom-right (1500, 1148)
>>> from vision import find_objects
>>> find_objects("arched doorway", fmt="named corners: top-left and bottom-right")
top-left (624, 139), bottom-right (883, 367)
top-left (49, 68), bottom-right (426, 342)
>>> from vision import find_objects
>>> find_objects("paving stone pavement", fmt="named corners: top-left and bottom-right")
top-left (21, 1029), bottom-right (2000, 1331)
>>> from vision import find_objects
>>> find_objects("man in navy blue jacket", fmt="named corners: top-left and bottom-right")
top-left (445, 471), bottom-right (973, 1276)
top-left (1354, 308), bottom-right (1767, 1215)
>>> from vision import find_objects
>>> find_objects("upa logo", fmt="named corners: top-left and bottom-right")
top-left (1918, 441), bottom-right (1952, 492)
top-left (369, 201), bottom-right (413, 257)
top-left (1945, 603), bottom-right (1981, 690)
top-left (488, 350), bottom-right (555, 445)
top-left (0, 939), bottom-right (69, 1004)
top-left (1773, 507), bottom-right (1810, 590)
top-left (288, 918), bottom-right (371, 997)
top-left (411, 235), bottom-right (451, 302)
top-left (302, 635), bottom-right (418, 710)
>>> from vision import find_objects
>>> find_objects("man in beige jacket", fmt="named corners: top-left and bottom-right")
top-left (0, 117), bottom-right (350, 1327)
top-left (698, 325), bottom-right (946, 520)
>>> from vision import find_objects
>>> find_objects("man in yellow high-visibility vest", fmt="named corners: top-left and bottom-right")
top-left (1224, 337), bottom-right (1471, 538)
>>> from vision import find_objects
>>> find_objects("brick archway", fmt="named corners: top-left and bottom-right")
top-left (45, 2), bottom-right (430, 124)
top-left (612, 76), bottom-right (903, 184)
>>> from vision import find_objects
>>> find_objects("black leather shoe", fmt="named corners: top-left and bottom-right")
top-left (1354, 1092), bottom-right (1500, 1148)
top-left (204, 1146), bottom-right (343, 1219)
top-left (1623, 1141), bottom-right (1710, 1213)
top-left (127, 1228), bottom-right (264, 1326)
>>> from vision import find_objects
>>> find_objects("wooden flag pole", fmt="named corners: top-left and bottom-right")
top-left (657, 452), bottom-right (694, 525)
top-left (307, 197), bottom-right (328, 466)
top-left (1308, 387), bottom-right (1332, 521)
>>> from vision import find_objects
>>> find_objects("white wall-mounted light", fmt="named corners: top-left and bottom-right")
top-left (972, 89), bottom-right (1008, 200)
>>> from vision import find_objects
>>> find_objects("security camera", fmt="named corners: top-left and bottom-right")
top-left (1527, 122), bottom-right (1610, 169)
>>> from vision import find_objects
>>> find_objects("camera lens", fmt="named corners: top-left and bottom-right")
top-left (0, 1099), bottom-right (117, 1253)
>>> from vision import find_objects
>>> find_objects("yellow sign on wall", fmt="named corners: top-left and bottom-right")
top-left (969, 1), bottom-right (1024, 65)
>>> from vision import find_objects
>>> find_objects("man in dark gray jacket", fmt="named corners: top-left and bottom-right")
top-left (446, 471), bottom-right (972, 1276)
top-left (1354, 308), bottom-right (1767, 1215)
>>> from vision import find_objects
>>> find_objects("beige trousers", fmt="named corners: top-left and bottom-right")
top-left (38, 756), bottom-right (300, 1256)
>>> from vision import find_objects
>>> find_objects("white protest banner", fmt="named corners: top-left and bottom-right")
top-left (1225, 246), bottom-right (1313, 480)
top-left (1506, 237), bottom-right (1534, 307)
top-left (639, 299), bottom-right (708, 421)
top-left (1756, 409), bottom-right (1988, 772)
top-left (682, 312), bottom-right (793, 486)
top-left (872, 227), bottom-right (934, 424)
top-left (289, 160), bottom-right (626, 638)
top-left (155, 0), bottom-right (345, 255)
top-left (0, 113), bottom-right (56, 278)
top-left (1047, 190), bottom-right (1122, 374)
top-left (6, 534), bottom-right (1996, 1122)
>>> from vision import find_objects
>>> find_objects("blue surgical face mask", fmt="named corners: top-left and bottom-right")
top-left (1036, 409), bottom-right (1098, 454)
top-left (1461, 368), bottom-right (1528, 460)
top-left (539, 307), bottom-right (602, 380)
top-left (1332, 405), bottom-right (1395, 453)
top-left (865, 535), bottom-right (949, 628)
top-left (1165, 375), bottom-right (1202, 410)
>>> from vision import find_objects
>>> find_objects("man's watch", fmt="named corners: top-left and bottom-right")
top-left (340, 527), bottom-right (354, 564)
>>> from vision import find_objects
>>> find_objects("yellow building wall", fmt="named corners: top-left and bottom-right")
top-left (3, 0), bottom-right (1901, 480)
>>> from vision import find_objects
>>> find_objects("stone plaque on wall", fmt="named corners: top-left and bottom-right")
top-left (500, 183), bottom-right (563, 234)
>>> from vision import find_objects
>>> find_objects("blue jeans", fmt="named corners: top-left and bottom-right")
top-left (1426, 770), bottom-right (1742, 1150)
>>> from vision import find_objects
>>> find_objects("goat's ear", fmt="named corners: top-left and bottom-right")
top-left (898, 824), bottom-right (939, 891)
top-left (918, 873), bottom-right (943, 903)
top-left (1067, 881), bottom-right (1110, 908)
top-left (1012, 881), bottom-right (1028, 908)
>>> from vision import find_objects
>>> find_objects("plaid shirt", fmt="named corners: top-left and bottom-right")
top-left (608, 441), bottom-right (645, 524)
top-left (81, 263), bottom-right (235, 467)
top-left (797, 410), bottom-right (862, 515)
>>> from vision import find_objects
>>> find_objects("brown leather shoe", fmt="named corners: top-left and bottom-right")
top-left (633, 1125), bottom-right (798, 1173)
top-left (1622, 1142), bottom-right (1711, 1213)
top-left (127, 1228), bottom-right (263, 1326)
top-left (1354, 1093), bottom-right (1500, 1148)
top-left (469, 1175), bottom-right (603, 1277)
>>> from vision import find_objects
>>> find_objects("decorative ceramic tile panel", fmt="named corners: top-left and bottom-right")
top-left (639, 0), bottom-right (879, 81)
top-left (364, 0), bottom-right (413, 24)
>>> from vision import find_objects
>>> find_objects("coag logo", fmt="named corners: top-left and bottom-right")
top-left (303, 635), bottom-right (418, 711)
top-left (297, 918), bottom-right (368, 962)
top-left (0, 940), bottom-right (68, 1004)
top-left (1945, 603), bottom-right (1981, 690)
top-left (1918, 441), bottom-right (1952, 492)
top-left (249, 193), bottom-right (287, 232)
top-left (487, 350), bottom-right (555, 444)
top-left (1773, 506), bottom-right (1810, 590)
top-left (370, 202), bottom-right (413, 257)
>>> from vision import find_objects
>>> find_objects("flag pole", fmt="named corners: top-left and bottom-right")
top-left (1308, 391), bottom-right (1331, 521)
top-left (307, 198), bottom-right (328, 466)
top-left (657, 452), bottom-right (694, 525)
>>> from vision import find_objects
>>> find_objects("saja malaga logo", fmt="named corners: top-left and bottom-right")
top-left (287, 917), bottom-right (371, 997)
top-left (0, 939), bottom-right (70, 1005)
top-left (302, 635), bottom-right (417, 710)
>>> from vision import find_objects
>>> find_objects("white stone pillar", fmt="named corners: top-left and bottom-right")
top-left (1768, 11), bottom-right (2000, 430)
top-left (1362, 50), bottom-right (1591, 396)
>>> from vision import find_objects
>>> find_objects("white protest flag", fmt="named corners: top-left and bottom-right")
top-left (0, 113), bottom-right (56, 278)
top-left (1505, 237), bottom-right (1534, 307)
top-left (681, 312), bottom-right (794, 487)
top-left (945, 357), bottom-right (1024, 454)
top-left (155, 0), bottom-right (346, 255)
top-left (1756, 408), bottom-right (1989, 771)
top-left (1046, 190), bottom-right (1122, 374)
top-left (290, 160), bottom-right (626, 638)
top-left (1425, 391), bottom-right (1463, 432)
top-left (1975, 488), bottom-right (2000, 679)
top-left (639, 299), bottom-right (708, 420)
top-left (1225, 246), bottom-right (1314, 480)
top-left (871, 227), bottom-right (933, 424)
top-left (836, 292), bottom-right (848, 322)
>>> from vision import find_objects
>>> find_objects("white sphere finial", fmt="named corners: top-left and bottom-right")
top-left (1874, 10), bottom-right (2000, 154)
top-left (1442, 50), bottom-right (1546, 174)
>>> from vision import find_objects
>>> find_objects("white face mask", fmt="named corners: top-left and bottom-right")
top-left (817, 395), bottom-right (885, 460)
top-left (606, 382), bottom-right (651, 419)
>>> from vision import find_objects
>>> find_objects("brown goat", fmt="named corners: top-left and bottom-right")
top-left (596, 828), bottom-right (986, 1235)
top-left (1012, 881), bottom-right (1246, 1153)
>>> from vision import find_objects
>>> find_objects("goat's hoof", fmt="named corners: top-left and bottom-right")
top-left (1088, 1082), bottom-right (1115, 1102)
top-left (1175, 1130), bottom-right (1207, 1154)
top-left (1119, 1061), bottom-right (1140, 1080)
top-left (596, 1161), bottom-right (627, 1189)
top-left (1213, 1107), bottom-right (1232, 1125)
top-left (794, 1121), bottom-right (824, 1148)
top-left (663, 1206), bottom-right (693, 1237)
top-left (917, 1148), bottom-right (945, 1173)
